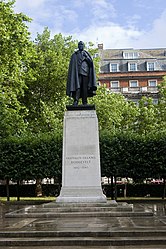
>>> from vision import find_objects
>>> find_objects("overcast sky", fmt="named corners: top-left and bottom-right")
top-left (14, 0), bottom-right (166, 49)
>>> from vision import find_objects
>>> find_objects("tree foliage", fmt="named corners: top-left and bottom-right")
top-left (23, 29), bottom-right (100, 134)
top-left (100, 131), bottom-right (166, 183)
top-left (0, 0), bottom-right (34, 138)
top-left (22, 29), bottom-right (73, 133)
top-left (0, 133), bottom-right (62, 181)
top-left (90, 87), bottom-right (139, 133)
top-left (157, 77), bottom-right (166, 134)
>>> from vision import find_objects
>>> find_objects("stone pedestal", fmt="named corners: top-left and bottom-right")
top-left (56, 107), bottom-right (106, 203)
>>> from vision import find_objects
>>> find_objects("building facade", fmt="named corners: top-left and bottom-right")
top-left (98, 44), bottom-right (166, 103)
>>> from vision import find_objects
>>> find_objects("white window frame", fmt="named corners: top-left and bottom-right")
top-left (123, 52), bottom-right (139, 59)
top-left (110, 81), bottom-right (119, 88)
top-left (129, 80), bottom-right (138, 88)
top-left (153, 99), bottom-right (158, 105)
top-left (93, 53), bottom-right (99, 58)
top-left (146, 62), bottom-right (155, 71)
top-left (110, 63), bottom-right (119, 72)
top-left (128, 62), bottom-right (137, 71)
top-left (148, 80), bottom-right (157, 87)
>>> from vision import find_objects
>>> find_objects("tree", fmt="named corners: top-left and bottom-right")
top-left (157, 76), bottom-right (166, 135)
top-left (22, 30), bottom-right (100, 134)
top-left (0, 0), bottom-right (35, 138)
top-left (90, 86), bottom-right (139, 133)
top-left (135, 97), bottom-right (158, 135)
top-left (22, 28), bottom-right (77, 133)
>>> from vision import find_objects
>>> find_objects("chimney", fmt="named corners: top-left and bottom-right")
top-left (98, 43), bottom-right (103, 50)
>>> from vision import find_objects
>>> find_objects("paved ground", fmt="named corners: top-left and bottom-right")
top-left (2, 246), bottom-right (166, 249)
top-left (1, 202), bottom-right (166, 232)
top-left (0, 201), bottom-right (166, 248)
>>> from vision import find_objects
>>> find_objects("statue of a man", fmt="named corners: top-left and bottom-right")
top-left (66, 41), bottom-right (97, 105)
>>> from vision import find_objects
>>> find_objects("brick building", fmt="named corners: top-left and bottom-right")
top-left (97, 44), bottom-right (166, 103)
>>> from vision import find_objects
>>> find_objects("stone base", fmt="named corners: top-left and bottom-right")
top-left (56, 187), bottom-right (106, 203)
top-left (57, 109), bottom-right (107, 203)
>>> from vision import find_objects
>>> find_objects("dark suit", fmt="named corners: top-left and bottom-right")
top-left (67, 49), bottom-right (97, 105)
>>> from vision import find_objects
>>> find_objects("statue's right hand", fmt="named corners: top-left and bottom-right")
top-left (82, 51), bottom-right (87, 58)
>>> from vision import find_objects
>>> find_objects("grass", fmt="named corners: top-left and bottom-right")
top-left (117, 197), bottom-right (165, 200)
top-left (0, 196), bottom-right (165, 202)
top-left (0, 196), bottom-right (56, 202)
top-left (109, 197), bottom-right (166, 202)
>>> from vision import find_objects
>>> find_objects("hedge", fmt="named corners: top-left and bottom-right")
top-left (0, 132), bottom-right (62, 181)
top-left (0, 131), bottom-right (166, 189)
top-left (100, 131), bottom-right (166, 181)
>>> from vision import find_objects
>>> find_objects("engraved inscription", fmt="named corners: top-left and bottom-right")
top-left (66, 155), bottom-right (96, 169)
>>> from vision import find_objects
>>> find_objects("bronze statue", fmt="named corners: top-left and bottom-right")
top-left (66, 41), bottom-right (97, 105)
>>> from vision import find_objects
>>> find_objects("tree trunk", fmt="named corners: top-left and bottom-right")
top-left (111, 175), bottom-right (114, 200)
top-left (16, 180), bottom-right (20, 201)
top-left (6, 178), bottom-right (10, 201)
top-left (162, 177), bottom-right (166, 199)
top-left (35, 178), bottom-right (43, 197)
top-left (114, 176), bottom-right (117, 200)
top-left (124, 182), bottom-right (127, 198)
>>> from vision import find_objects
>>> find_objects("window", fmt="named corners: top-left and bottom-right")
top-left (147, 62), bottom-right (155, 71)
top-left (110, 63), bottom-right (119, 72)
top-left (93, 53), bottom-right (99, 58)
top-left (128, 62), bottom-right (137, 71)
top-left (153, 99), bottom-right (158, 104)
top-left (123, 52), bottom-right (139, 59)
top-left (129, 80), bottom-right (138, 87)
top-left (148, 80), bottom-right (157, 87)
top-left (111, 81), bottom-right (119, 88)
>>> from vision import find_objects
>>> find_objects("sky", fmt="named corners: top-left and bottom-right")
top-left (14, 0), bottom-right (166, 49)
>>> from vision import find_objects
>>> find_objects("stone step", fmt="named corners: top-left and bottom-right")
top-left (25, 206), bottom-right (133, 213)
top-left (2, 202), bottom-right (166, 248)
top-left (0, 230), bottom-right (166, 238)
top-left (5, 203), bottom-right (135, 217)
top-left (42, 201), bottom-right (119, 208)
top-left (5, 210), bottom-right (153, 218)
top-left (5, 201), bottom-right (153, 219)
top-left (5, 202), bottom-right (134, 217)
top-left (2, 246), bottom-right (166, 249)
top-left (0, 236), bottom-right (166, 247)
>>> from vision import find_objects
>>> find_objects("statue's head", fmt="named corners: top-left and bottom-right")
top-left (78, 41), bottom-right (84, 51)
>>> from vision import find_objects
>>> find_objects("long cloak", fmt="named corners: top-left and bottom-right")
top-left (66, 50), bottom-right (97, 98)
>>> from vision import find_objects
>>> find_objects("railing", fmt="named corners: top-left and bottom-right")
top-left (110, 86), bottom-right (158, 93)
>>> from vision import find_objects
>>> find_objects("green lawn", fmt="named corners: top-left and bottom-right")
top-left (0, 196), bottom-right (165, 202)
top-left (0, 197), bottom-right (56, 202)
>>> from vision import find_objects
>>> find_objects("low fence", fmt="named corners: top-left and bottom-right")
top-left (0, 184), bottom-right (60, 198)
top-left (0, 184), bottom-right (165, 198)
top-left (103, 184), bottom-right (165, 198)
